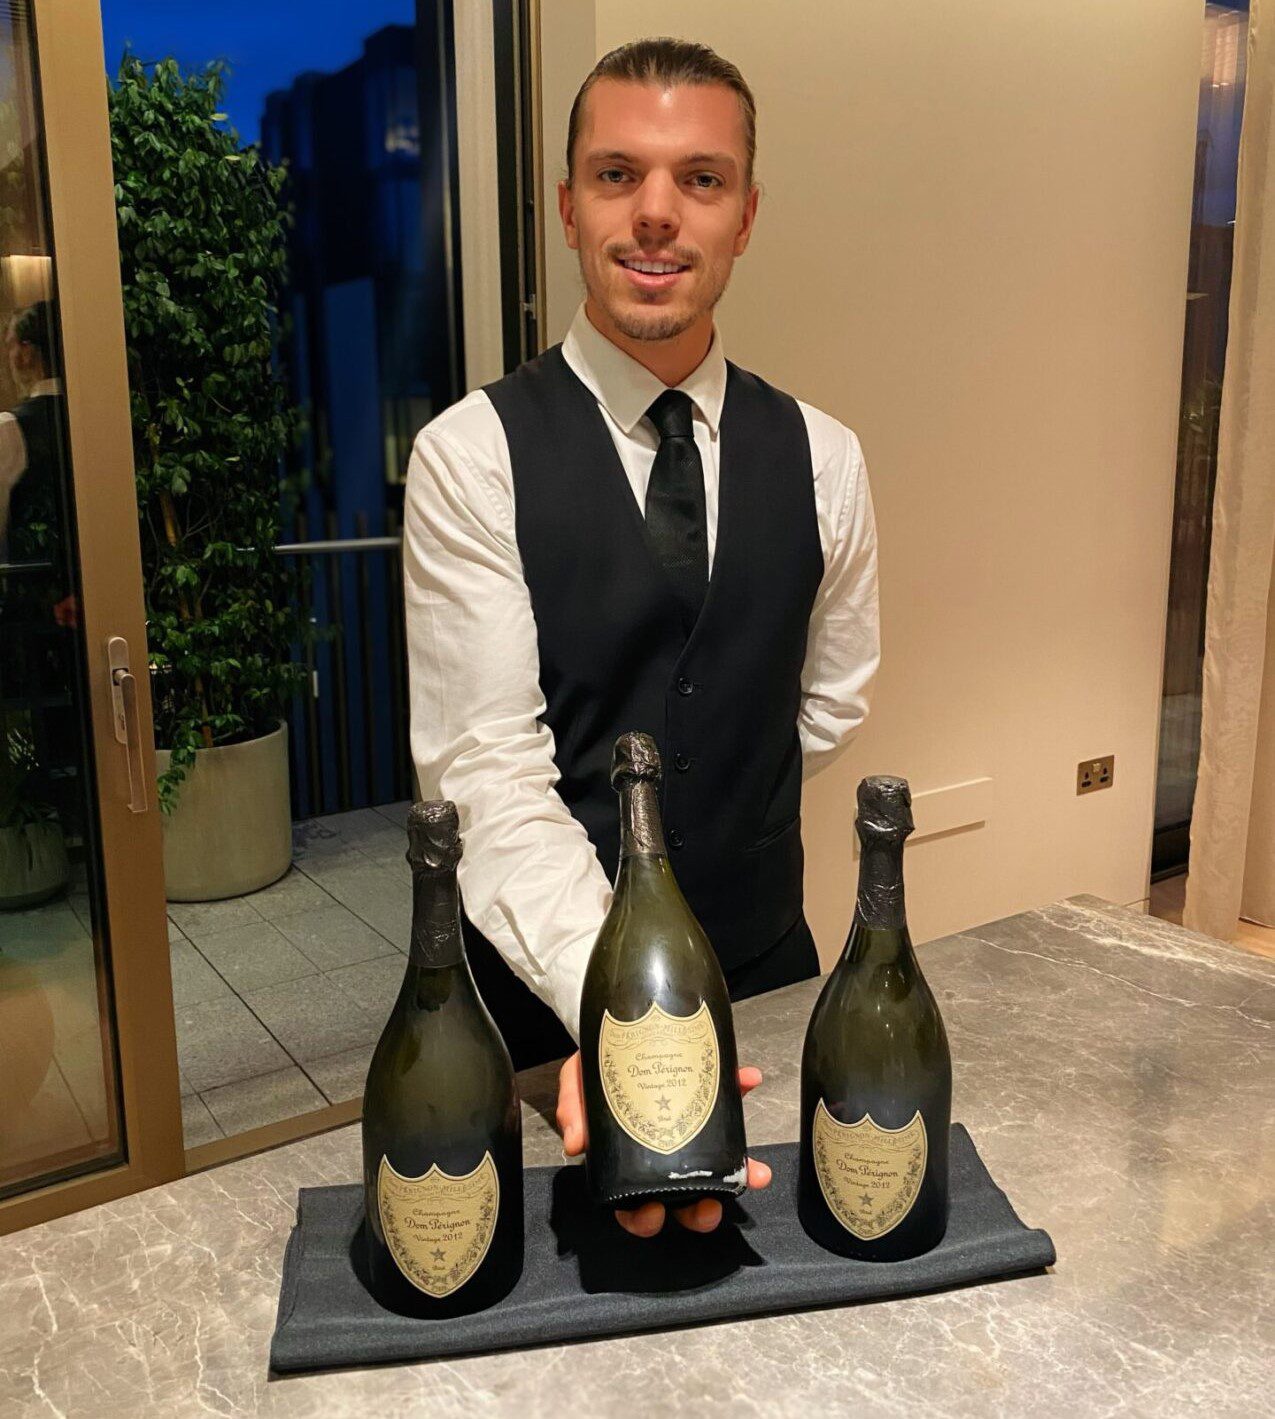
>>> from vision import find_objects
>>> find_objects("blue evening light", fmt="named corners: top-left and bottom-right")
top-left (100, 1), bottom-right (413, 144)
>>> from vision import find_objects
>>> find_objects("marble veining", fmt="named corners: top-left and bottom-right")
top-left (1, 895), bottom-right (1271, 1417)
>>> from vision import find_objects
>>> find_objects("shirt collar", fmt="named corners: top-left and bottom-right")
top-left (561, 301), bottom-right (727, 437)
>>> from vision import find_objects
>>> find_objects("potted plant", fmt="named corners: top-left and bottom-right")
top-left (0, 712), bottom-right (69, 909)
top-left (109, 56), bottom-right (309, 901)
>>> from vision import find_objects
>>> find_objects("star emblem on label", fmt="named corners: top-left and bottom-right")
top-left (598, 1001), bottom-right (720, 1155)
top-left (812, 1100), bottom-right (928, 1241)
top-left (377, 1153), bottom-right (500, 1297)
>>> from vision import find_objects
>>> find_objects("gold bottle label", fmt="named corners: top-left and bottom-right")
top-left (598, 1000), bottom-right (720, 1155)
top-left (812, 1098), bottom-right (927, 1240)
top-left (376, 1152), bottom-right (499, 1297)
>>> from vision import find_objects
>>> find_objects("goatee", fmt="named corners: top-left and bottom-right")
top-left (610, 308), bottom-right (699, 342)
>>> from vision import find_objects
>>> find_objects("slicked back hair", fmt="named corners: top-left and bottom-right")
top-left (565, 36), bottom-right (757, 191)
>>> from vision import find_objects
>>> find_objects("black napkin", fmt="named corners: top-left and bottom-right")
top-left (270, 1125), bottom-right (1054, 1374)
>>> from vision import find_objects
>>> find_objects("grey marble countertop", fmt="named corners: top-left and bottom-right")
top-left (3, 895), bottom-right (1272, 1418)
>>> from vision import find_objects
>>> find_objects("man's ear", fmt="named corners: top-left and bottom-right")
top-left (733, 183), bottom-right (760, 259)
top-left (558, 179), bottom-right (579, 251)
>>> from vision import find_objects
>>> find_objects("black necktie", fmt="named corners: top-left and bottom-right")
top-left (644, 388), bottom-right (708, 628)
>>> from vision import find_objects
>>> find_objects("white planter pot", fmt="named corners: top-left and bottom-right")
top-left (0, 819), bottom-right (70, 910)
top-left (156, 719), bottom-right (292, 902)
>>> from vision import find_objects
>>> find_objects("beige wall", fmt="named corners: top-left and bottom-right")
top-left (454, 0), bottom-right (505, 389)
top-left (537, 0), bottom-right (597, 346)
top-left (537, 2), bottom-right (1200, 962)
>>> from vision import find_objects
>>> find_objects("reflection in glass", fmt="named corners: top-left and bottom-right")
top-left (0, 0), bottom-right (123, 1198)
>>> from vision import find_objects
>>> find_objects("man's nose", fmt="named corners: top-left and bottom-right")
top-left (632, 172), bottom-right (680, 237)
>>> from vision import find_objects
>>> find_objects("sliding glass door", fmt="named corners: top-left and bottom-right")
top-left (0, 0), bottom-right (182, 1231)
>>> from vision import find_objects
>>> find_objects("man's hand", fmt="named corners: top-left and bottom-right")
top-left (556, 1049), bottom-right (772, 1237)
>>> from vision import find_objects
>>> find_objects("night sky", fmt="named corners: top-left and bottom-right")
top-left (99, 1), bottom-right (413, 144)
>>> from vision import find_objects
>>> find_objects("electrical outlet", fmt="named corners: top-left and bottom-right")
top-left (1077, 754), bottom-right (1115, 795)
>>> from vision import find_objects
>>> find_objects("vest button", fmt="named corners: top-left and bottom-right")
top-left (676, 676), bottom-right (694, 696)
top-left (668, 828), bottom-right (685, 848)
top-left (674, 753), bottom-right (691, 772)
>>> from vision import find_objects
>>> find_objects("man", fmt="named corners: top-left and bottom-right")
top-left (0, 299), bottom-right (77, 852)
top-left (0, 302), bottom-right (66, 576)
top-left (0, 299), bottom-right (75, 637)
top-left (404, 38), bottom-right (880, 1237)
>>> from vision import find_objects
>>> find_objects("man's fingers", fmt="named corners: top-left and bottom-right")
top-left (615, 1201), bottom-right (665, 1237)
top-left (675, 1197), bottom-right (723, 1232)
top-left (616, 1197), bottom-right (725, 1235)
top-left (565, 1055), bottom-right (770, 1217)
top-left (746, 1156), bottom-right (772, 1189)
top-left (555, 1051), bottom-right (588, 1156)
top-left (617, 1166), bottom-right (768, 1236)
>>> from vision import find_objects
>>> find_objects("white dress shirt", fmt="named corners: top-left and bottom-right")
top-left (403, 303), bottom-right (880, 1042)
top-left (0, 377), bottom-right (61, 559)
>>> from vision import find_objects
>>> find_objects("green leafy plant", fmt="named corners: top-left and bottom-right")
top-left (108, 55), bottom-right (309, 812)
top-left (0, 715), bottom-right (43, 829)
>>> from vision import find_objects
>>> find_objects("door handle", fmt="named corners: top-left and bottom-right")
top-left (107, 635), bottom-right (148, 813)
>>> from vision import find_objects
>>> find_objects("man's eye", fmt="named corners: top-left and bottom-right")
top-left (598, 168), bottom-right (627, 183)
top-left (691, 173), bottom-right (722, 189)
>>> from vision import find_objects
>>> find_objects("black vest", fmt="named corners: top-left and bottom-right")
top-left (7, 394), bottom-right (63, 563)
top-left (482, 344), bottom-right (823, 971)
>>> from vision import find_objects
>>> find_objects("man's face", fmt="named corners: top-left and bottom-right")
top-left (5, 324), bottom-right (30, 385)
top-left (559, 79), bottom-right (759, 344)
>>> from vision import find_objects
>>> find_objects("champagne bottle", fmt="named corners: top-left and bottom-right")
top-left (361, 800), bottom-right (523, 1315)
top-left (799, 776), bottom-right (951, 1260)
top-left (579, 731), bottom-right (747, 1209)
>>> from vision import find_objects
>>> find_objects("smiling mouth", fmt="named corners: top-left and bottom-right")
top-left (615, 257), bottom-right (692, 291)
top-left (616, 257), bottom-right (691, 274)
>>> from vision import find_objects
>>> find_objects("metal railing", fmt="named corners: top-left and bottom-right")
top-left (0, 559), bottom-right (54, 574)
top-left (3, 522), bottom-right (414, 822)
top-left (279, 507), bottom-right (413, 820)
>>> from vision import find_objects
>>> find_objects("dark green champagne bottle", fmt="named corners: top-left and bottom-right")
top-left (799, 776), bottom-right (951, 1260)
top-left (579, 731), bottom-right (747, 1210)
top-left (361, 800), bottom-right (523, 1315)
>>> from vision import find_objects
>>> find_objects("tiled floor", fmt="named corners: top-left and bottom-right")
top-left (1, 798), bottom-right (421, 1172)
top-left (171, 801), bottom-right (416, 1147)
